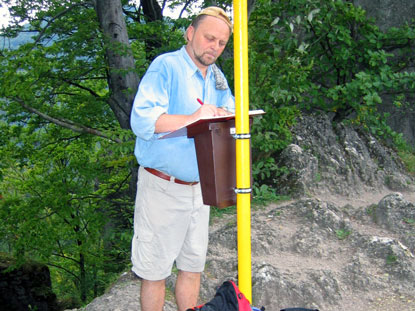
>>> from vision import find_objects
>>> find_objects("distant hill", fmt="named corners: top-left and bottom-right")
top-left (1, 25), bottom-right (35, 49)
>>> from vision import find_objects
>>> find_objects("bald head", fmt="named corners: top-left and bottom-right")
top-left (185, 13), bottom-right (231, 75)
top-left (192, 7), bottom-right (232, 32)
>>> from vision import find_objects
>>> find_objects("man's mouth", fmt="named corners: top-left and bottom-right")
top-left (205, 52), bottom-right (216, 59)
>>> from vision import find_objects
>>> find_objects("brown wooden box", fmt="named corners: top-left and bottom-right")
top-left (161, 110), bottom-right (264, 208)
top-left (188, 119), bottom-right (245, 208)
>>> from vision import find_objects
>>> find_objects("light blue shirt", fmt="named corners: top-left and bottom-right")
top-left (130, 46), bottom-right (235, 182)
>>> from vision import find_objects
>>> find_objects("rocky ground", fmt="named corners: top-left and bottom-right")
top-left (69, 190), bottom-right (415, 311)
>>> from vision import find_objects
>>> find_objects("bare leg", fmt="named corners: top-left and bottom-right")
top-left (175, 270), bottom-right (201, 311)
top-left (141, 279), bottom-right (165, 311)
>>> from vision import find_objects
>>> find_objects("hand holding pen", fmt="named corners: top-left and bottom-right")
top-left (196, 98), bottom-right (231, 117)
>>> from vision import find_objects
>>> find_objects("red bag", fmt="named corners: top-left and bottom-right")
top-left (187, 280), bottom-right (254, 311)
top-left (230, 280), bottom-right (252, 311)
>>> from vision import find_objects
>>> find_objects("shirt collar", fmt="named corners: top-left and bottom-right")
top-left (180, 46), bottom-right (213, 80)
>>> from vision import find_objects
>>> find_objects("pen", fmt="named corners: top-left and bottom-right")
top-left (197, 98), bottom-right (204, 105)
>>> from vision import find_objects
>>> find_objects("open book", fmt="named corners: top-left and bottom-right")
top-left (160, 109), bottom-right (265, 139)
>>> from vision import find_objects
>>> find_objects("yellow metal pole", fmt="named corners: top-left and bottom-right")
top-left (233, 0), bottom-right (252, 303)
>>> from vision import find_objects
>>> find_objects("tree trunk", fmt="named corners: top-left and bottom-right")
top-left (79, 250), bottom-right (87, 302)
top-left (141, 0), bottom-right (163, 22)
top-left (94, 0), bottom-right (140, 130)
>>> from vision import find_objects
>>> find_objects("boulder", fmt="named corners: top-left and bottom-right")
top-left (0, 255), bottom-right (59, 311)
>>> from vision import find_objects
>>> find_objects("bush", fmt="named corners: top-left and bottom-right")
top-left (246, 0), bottom-right (415, 194)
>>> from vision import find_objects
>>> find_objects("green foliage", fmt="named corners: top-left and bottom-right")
top-left (129, 17), bottom-right (187, 69)
top-left (403, 218), bottom-right (415, 225)
top-left (0, 121), bottom-right (134, 303)
top-left (335, 228), bottom-right (351, 240)
top-left (252, 184), bottom-right (290, 206)
top-left (209, 205), bottom-right (236, 221)
top-left (398, 149), bottom-right (415, 176)
top-left (0, 1), bottom-right (135, 304)
top-left (246, 0), bottom-right (415, 194)
top-left (386, 254), bottom-right (398, 265)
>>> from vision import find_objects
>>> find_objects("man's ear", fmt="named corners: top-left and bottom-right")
top-left (185, 25), bottom-right (195, 42)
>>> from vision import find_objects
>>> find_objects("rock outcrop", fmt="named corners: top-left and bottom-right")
top-left (354, 0), bottom-right (415, 31)
top-left (0, 256), bottom-right (59, 311)
top-left (275, 113), bottom-right (414, 197)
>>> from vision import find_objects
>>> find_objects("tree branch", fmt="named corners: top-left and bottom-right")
top-left (14, 97), bottom-right (122, 143)
top-left (60, 78), bottom-right (101, 98)
top-left (33, 4), bottom-right (83, 46)
top-left (179, 0), bottom-right (193, 19)
top-left (47, 261), bottom-right (80, 280)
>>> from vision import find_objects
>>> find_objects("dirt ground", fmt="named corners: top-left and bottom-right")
top-left (71, 189), bottom-right (415, 311)
top-left (206, 189), bottom-right (415, 311)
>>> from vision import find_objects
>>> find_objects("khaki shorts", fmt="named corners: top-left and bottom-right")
top-left (131, 166), bottom-right (210, 281)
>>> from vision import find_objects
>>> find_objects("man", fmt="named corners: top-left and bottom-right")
top-left (130, 7), bottom-right (235, 311)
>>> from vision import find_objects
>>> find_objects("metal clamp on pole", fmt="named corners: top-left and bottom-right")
top-left (234, 187), bottom-right (252, 194)
top-left (232, 133), bottom-right (251, 140)
top-left (230, 127), bottom-right (251, 140)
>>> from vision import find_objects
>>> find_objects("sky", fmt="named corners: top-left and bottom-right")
top-left (0, 2), bottom-right (191, 28)
top-left (0, 5), bottom-right (10, 27)
top-left (0, 1), bottom-right (230, 29)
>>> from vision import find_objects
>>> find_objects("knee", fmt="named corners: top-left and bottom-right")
top-left (177, 270), bottom-right (201, 282)
top-left (141, 278), bottom-right (166, 291)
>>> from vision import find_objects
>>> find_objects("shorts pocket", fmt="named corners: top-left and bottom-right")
top-left (136, 223), bottom-right (154, 242)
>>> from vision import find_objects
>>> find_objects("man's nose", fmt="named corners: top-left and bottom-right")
top-left (211, 40), bottom-right (221, 51)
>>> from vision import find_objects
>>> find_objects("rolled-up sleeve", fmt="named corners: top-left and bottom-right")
top-left (221, 90), bottom-right (235, 113)
top-left (130, 67), bottom-right (169, 141)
